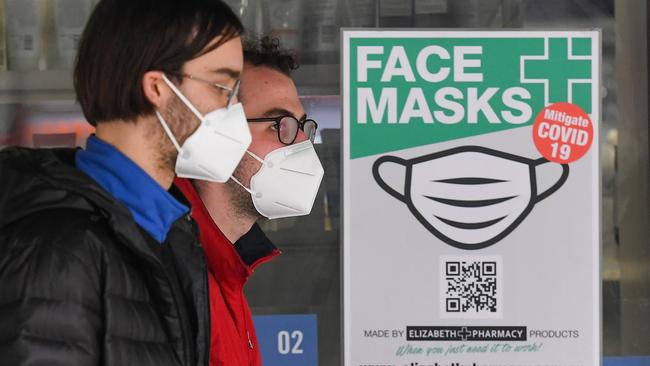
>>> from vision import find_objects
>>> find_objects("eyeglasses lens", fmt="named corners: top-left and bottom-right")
top-left (303, 120), bottom-right (317, 142)
top-left (279, 116), bottom-right (299, 144)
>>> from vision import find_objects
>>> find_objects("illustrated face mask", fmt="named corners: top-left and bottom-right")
top-left (373, 146), bottom-right (569, 250)
top-left (231, 140), bottom-right (325, 219)
top-left (156, 74), bottom-right (252, 183)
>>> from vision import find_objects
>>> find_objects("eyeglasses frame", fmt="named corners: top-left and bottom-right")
top-left (168, 72), bottom-right (240, 107)
top-left (247, 115), bottom-right (318, 145)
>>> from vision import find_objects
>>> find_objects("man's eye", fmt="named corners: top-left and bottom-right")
top-left (270, 124), bottom-right (279, 131)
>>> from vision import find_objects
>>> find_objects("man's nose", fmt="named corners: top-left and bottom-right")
top-left (294, 129), bottom-right (309, 143)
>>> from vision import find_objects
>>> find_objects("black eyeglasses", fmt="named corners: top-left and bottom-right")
top-left (247, 115), bottom-right (318, 145)
top-left (169, 72), bottom-right (240, 107)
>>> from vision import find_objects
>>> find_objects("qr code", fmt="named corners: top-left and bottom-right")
top-left (440, 256), bottom-right (502, 319)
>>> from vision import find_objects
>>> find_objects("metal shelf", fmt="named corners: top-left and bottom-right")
top-left (0, 70), bottom-right (75, 103)
top-left (0, 64), bottom-right (341, 103)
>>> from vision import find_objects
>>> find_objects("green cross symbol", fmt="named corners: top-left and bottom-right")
top-left (522, 38), bottom-right (592, 108)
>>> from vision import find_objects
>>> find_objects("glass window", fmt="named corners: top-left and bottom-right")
top-left (0, 1), bottom-right (647, 365)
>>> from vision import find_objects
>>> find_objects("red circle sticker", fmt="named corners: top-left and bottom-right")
top-left (533, 102), bottom-right (594, 164)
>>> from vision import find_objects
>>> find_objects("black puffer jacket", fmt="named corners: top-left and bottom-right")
top-left (0, 147), bottom-right (209, 366)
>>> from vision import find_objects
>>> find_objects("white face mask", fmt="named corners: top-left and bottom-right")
top-left (155, 74), bottom-right (252, 183)
top-left (373, 146), bottom-right (569, 250)
top-left (231, 140), bottom-right (324, 219)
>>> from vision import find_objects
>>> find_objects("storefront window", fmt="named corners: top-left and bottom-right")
top-left (0, 1), bottom-right (647, 365)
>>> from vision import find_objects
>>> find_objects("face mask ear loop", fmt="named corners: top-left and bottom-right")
top-left (156, 110), bottom-right (182, 153)
top-left (162, 74), bottom-right (205, 122)
top-left (230, 175), bottom-right (257, 196)
top-left (246, 150), bottom-right (266, 165)
top-left (231, 151), bottom-right (267, 197)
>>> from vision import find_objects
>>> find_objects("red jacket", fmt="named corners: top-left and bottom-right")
top-left (175, 178), bottom-right (280, 366)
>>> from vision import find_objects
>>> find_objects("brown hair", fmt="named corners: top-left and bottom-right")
top-left (74, 0), bottom-right (243, 126)
top-left (243, 36), bottom-right (299, 76)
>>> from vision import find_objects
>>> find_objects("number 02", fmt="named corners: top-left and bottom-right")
top-left (278, 330), bottom-right (304, 355)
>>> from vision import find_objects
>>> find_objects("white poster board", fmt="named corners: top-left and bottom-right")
top-left (343, 30), bottom-right (601, 366)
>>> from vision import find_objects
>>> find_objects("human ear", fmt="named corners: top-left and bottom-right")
top-left (142, 71), bottom-right (170, 109)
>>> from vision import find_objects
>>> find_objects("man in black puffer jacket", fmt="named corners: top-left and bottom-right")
top-left (0, 147), bottom-right (209, 366)
top-left (0, 1), bottom-right (249, 365)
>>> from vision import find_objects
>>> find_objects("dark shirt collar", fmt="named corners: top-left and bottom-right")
top-left (75, 135), bottom-right (189, 243)
top-left (233, 223), bottom-right (277, 267)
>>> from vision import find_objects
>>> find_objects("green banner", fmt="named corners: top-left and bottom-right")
top-left (348, 37), bottom-right (593, 159)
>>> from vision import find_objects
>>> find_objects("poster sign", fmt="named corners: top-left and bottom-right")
top-left (253, 314), bottom-right (318, 366)
top-left (343, 30), bottom-right (600, 366)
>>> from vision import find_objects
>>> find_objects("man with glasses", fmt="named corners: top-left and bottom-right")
top-left (175, 36), bottom-right (324, 366)
top-left (0, 1), bottom-right (247, 365)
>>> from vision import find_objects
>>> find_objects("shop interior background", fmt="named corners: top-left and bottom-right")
top-left (0, 0), bottom-right (647, 365)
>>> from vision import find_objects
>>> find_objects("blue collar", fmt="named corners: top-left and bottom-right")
top-left (75, 135), bottom-right (188, 243)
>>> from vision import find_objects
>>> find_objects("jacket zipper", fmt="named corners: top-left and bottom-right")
top-left (163, 246), bottom-right (194, 366)
top-left (241, 292), bottom-right (254, 365)
top-left (190, 216), bottom-right (210, 366)
top-left (241, 251), bottom-right (280, 364)
top-left (120, 228), bottom-right (194, 366)
top-left (200, 250), bottom-right (210, 366)
top-left (247, 331), bottom-right (253, 350)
